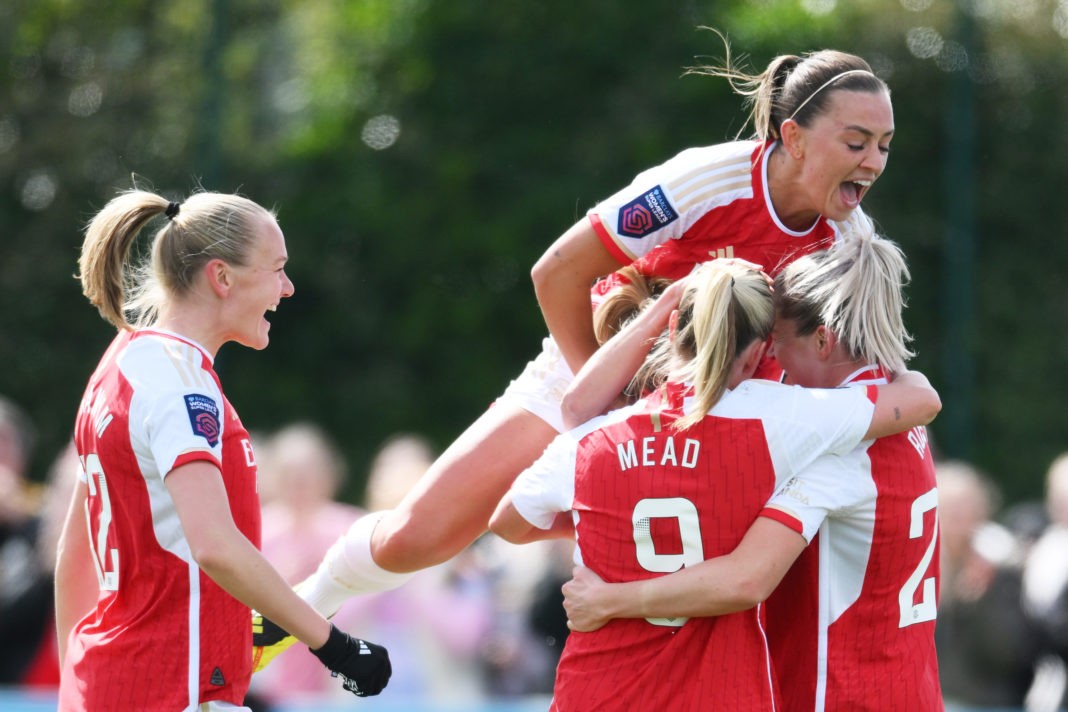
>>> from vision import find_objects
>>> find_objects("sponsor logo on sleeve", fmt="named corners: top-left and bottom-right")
top-left (184, 393), bottom-right (221, 447)
top-left (617, 185), bottom-right (679, 238)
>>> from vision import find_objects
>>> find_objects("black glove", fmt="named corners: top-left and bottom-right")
top-left (310, 624), bottom-right (391, 697)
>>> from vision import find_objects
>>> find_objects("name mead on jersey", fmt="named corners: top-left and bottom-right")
top-left (617, 435), bottom-right (700, 471)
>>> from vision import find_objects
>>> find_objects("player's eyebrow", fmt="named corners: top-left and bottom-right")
top-left (843, 124), bottom-right (895, 140)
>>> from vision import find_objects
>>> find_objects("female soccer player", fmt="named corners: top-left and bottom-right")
top-left (561, 223), bottom-right (943, 711)
top-left (54, 190), bottom-right (391, 711)
top-left (256, 39), bottom-right (898, 666)
top-left (489, 258), bottom-right (939, 711)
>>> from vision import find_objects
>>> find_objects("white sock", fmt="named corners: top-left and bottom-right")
top-left (298, 510), bottom-right (414, 618)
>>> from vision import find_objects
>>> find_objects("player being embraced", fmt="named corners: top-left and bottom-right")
top-left (54, 190), bottom-right (391, 712)
top-left (489, 256), bottom-right (940, 711)
top-left (561, 217), bottom-right (944, 711)
top-left (254, 34), bottom-right (897, 667)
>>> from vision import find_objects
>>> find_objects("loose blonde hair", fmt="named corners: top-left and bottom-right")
top-left (774, 212), bottom-right (914, 374)
top-left (78, 189), bottom-right (276, 330)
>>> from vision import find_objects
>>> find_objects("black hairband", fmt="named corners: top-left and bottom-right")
top-left (165, 201), bottom-right (181, 219)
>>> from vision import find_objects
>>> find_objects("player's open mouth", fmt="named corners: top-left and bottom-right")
top-left (839, 179), bottom-right (872, 207)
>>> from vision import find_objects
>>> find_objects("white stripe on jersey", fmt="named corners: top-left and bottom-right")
top-left (668, 158), bottom-right (753, 213)
top-left (187, 556), bottom-right (200, 711)
top-left (754, 602), bottom-right (779, 712)
top-left (162, 338), bottom-right (216, 390)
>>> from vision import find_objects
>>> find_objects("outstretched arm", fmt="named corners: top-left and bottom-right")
top-left (560, 277), bottom-right (688, 430)
top-left (563, 517), bottom-right (806, 631)
top-left (865, 369), bottom-right (941, 440)
top-left (531, 219), bottom-right (623, 376)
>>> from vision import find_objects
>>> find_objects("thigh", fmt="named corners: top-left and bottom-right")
top-left (372, 401), bottom-right (559, 571)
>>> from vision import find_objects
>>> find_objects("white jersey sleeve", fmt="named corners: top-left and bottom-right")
top-left (588, 142), bottom-right (757, 260)
top-left (122, 335), bottom-right (226, 481)
top-left (764, 450), bottom-right (875, 542)
top-left (508, 430), bottom-right (581, 530)
top-left (711, 380), bottom-right (876, 479)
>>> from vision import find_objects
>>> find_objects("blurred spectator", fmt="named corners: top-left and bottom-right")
top-left (0, 395), bottom-right (38, 548)
top-left (252, 430), bottom-right (495, 707)
top-left (0, 430), bottom-right (78, 688)
top-left (1022, 452), bottom-right (1068, 712)
top-left (936, 459), bottom-right (1039, 709)
top-left (478, 534), bottom-right (572, 697)
top-left (0, 395), bottom-right (45, 685)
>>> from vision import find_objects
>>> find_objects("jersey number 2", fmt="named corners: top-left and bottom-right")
top-left (83, 454), bottom-right (120, 591)
top-left (898, 487), bottom-right (937, 627)
top-left (633, 497), bottom-right (704, 627)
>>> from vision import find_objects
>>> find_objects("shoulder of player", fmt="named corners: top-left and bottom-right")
top-left (118, 330), bottom-right (218, 392)
top-left (714, 379), bottom-right (867, 417)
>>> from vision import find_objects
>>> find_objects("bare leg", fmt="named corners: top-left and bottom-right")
top-left (373, 402), bottom-right (559, 572)
top-left (290, 403), bottom-right (558, 619)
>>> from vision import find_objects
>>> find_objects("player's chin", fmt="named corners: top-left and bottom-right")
top-left (238, 326), bottom-right (271, 351)
top-left (824, 201), bottom-right (860, 223)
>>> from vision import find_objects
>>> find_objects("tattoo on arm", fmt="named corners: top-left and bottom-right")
top-left (894, 406), bottom-right (901, 421)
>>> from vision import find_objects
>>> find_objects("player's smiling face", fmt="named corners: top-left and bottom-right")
top-left (227, 218), bottom-right (294, 350)
top-left (794, 89), bottom-right (894, 222)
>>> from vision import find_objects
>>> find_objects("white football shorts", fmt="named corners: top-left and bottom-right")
top-left (497, 335), bottom-right (574, 433)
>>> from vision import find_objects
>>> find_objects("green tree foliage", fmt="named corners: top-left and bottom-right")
top-left (2, 0), bottom-right (1067, 505)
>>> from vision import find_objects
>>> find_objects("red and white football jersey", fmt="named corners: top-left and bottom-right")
top-left (588, 140), bottom-right (845, 282)
top-left (60, 329), bottom-right (260, 712)
top-left (763, 366), bottom-right (943, 712)
top-left (508, 379), bottom-right (878, 712)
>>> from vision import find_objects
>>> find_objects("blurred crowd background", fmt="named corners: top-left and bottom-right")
top-left (3, 0), bottom-right (1068, 709)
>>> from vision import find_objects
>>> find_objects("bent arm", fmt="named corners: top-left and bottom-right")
top-left (531, 219), bottom-right (623, 376)
top-left (54, 481), bottom-right (98, 666)
top-left (865, 369), bottom-right (942, 440)
top-left (165, 461), bottom-right (331, 649)
top-left (563, 517), bottom-right (806, 631)
top-left (560, 278), bottom-right (687, 430)
top-left (489, 494), bottom-right (573, 544)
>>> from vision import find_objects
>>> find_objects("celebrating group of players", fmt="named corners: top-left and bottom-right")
top-left (55, 34), bottom-right (944, 712)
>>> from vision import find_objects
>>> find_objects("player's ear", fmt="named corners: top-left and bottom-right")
top-left (780, 118), bottom-right (805, 160)
top-left (814, 325), bottom-right (836, 359)
top-left (204, 259), bottom-right (232, 298)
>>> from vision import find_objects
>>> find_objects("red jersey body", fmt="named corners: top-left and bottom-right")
top-left (508, 380), bottom-right (878, 712)
top-left (763, 367), bottom-right (943, 712)
top-left (60, 329), bottom-right (260, 712)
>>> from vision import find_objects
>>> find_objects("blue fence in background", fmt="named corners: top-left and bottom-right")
top-left (0, 688), bottom-right (554, 712)
top-left (0, 688), bottom-right (1042, 712)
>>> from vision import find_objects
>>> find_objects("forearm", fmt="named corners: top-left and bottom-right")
top-left (626, 560), bottom-right (763, 620)
top-left (167, 462), bottom-right (331, 649)
top-left (196, 531), bottom-right (331, 649)
top-left (867, 369), bottom-right (942, 439)
top-left (561, 284), bottom-right (678, 429)
top-left (567, 519), bottom-right (805, 627)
